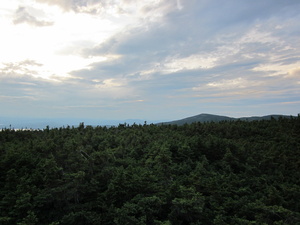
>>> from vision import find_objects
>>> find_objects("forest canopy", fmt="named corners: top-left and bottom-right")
top-left (0, 116), bottom-right (300, 224)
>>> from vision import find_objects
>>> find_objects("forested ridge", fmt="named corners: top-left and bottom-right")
top-left (0, 117), bottom-right (300, 225)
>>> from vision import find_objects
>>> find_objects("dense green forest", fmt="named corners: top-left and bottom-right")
top-left (0, 117), bottom-right (300, 225)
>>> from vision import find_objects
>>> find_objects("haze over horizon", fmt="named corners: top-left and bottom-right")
top-left (1, 0), bottom-right (300, 121)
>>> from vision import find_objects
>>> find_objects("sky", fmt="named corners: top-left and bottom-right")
top-left (0, 0), bottom-right (300, 122)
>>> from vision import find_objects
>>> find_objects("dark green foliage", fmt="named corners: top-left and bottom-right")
top-left (1, 117), bottom-right (300, 224)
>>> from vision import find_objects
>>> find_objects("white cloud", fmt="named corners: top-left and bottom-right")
top-left (94, 78), bottom-right (125, 88)
top-left (239, 25), bottom-right (282, 45)
top-left (163, 54), bottom-right (217, 73)
top-left (253, 62), bottom-right (300, 77)
top-left (206, 78), bottom-right (259, 90)
top-left (34, 0), bottom-right (177, 21)
top-left (0, 95), bottom-right (37, 101)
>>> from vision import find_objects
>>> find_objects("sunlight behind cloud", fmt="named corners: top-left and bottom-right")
top-left (288, 68), bottom-right (300, 78)
top-left (0, 0), bottom-right (137, 80)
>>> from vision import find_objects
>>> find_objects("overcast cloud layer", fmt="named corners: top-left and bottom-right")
top-left (0, 0), bottom-right (299, 121)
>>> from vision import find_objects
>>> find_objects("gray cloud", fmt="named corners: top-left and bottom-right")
top-left (84, 0), bottom-right (294, 59)
top-left (0, 60), bottom-right (43, 79)
top-left (70, 0), bottom-right (300, 118)
top-left (13, 6), bottom-right (54, 27)
top-left (2, 1), bottom-right (300, 119)
top-left (80, 0), bottom-right (300, 79)
top-left (0, 58), bottom-right (141, 118)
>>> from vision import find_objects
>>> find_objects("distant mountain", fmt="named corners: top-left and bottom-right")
top-left (158, 113), bottom-right (296, 125)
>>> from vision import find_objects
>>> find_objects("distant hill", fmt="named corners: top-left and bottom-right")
top-left (158, 113), bottom-right (296, 125)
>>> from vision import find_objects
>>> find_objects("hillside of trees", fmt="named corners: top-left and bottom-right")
top-left (0, 116), bottom-right (300, 224)
top-left (159, 113), bottom-right (295, 125)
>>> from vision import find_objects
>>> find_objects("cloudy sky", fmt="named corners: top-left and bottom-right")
top-left (1, 0), bottom-right (300, 121)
